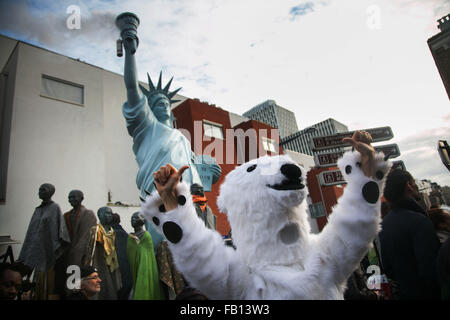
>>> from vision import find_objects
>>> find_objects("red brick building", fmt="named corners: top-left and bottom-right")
top-left (173, 98), bottom-right (282, 235)
top-left (306, 167), bottom-right (345, 231)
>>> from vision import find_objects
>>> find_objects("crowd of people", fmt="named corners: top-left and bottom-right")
top-left (1, 166), bottom-right (449, 301)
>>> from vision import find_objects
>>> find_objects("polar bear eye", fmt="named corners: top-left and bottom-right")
top-left (247, 164), bottom-right (257, 172)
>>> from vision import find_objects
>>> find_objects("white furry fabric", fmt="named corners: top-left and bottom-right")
top-left (141, 151), bottom-right (391, 299)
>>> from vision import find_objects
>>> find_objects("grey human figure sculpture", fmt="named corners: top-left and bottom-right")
top-left (40, 183), bottom-right (55, 204)
top-left (18, 183), bottom-right (70, 299)
top-left (85, 207), bottom-right (122, 300)
top-left (115, 12), bottom-right (221, 201)
top-left (131, 212), bottom-right (146, 240)
top-left (97, 207), bottom-right (114, 231)
top-left (111, 213), bottom-right (133, 300)
top-left (62, 190), bottom-right (97, 269)
top-left (68, 190), bottom-right (83, 210)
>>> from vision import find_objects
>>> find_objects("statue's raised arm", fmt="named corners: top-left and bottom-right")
top-left (116, 13), bottom-right (182, 131)
top-left (116, 12), bottom-right (142, 107)
top-left (115, 12), bottom-right (213, 199)
top-left (123, 37), bottom-right (141, 107)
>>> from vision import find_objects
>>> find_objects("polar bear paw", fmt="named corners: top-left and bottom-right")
top-left (337, 151), bottom-right (392, 204)
top-left (140, 182), bottom-right (194, 244)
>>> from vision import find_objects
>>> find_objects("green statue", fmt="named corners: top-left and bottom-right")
top-left (115, 12), bottom-right (220, 199)
top-left (127, 212), bottom-right (165, 300)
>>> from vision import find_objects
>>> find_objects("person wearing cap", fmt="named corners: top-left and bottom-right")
top-left (66, 266), bottom-right (101, 300)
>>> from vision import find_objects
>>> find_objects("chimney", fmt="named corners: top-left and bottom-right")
top-left (437, 14), bottom-right (450, 32)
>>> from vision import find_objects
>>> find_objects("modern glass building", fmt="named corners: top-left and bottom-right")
top-left (281, 118), bottom-right (348, 156)
top-left (243, 100), bottom-right (299, 139)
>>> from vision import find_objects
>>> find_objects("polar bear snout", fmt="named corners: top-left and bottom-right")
top-left (267, 163), bottom-right (305, 191)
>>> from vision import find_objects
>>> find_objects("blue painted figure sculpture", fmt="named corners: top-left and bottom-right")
top-left (115, 12), bottom-right (220, 199)
top-left (85, 207), bottom-right (122, 300)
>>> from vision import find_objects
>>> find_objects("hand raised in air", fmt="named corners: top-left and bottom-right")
top-left (342, 130), bottom-right (376, 179)
top-left (153, 164), bottom-right (189, 211)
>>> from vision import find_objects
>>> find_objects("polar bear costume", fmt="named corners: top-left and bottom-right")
top-left (141, 150), bottom-right (391, 299)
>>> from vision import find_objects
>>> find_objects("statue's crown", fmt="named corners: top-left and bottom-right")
top-left (139, 71), bottom-right (181, 106)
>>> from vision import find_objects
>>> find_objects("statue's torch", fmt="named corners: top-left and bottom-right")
top-left (115, 12), bottom-right (140, 56)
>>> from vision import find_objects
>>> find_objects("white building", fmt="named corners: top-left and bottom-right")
top-left (0, 34), bottom-right (187, 258)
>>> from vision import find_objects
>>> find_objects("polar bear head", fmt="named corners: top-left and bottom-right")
top-left (218, 155), bottom-right (307, 215)
top-left (218, 155), bottom-right (310, 262)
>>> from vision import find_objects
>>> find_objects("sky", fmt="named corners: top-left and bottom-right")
top-left (0, 0), bottom-right (449, 186)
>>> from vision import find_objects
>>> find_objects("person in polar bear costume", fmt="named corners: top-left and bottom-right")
top-left (141, 131), bottom-right (391, 299)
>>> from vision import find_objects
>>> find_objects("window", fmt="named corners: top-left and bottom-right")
top-left (262, 137), bottom-right (278, 153)
top-left (203, 121), bottom-right (223, 139)
top-left (41, 75), bottom-right (84, 105)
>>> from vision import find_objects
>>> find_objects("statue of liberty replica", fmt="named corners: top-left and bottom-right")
top-left (115, 12), bottom-right (221, 202)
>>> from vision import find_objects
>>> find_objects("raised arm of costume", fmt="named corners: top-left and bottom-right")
top-left (141, 182), bottom-right (252, 299)
top-left (313, 150), bottom-right (391, 286)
